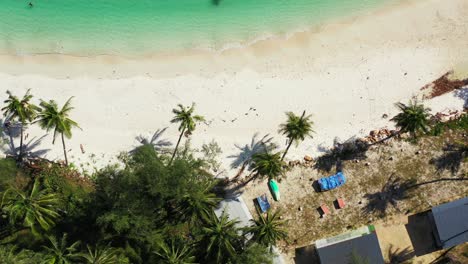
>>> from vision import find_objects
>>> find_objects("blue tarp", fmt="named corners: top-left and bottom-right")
top-left (256, 194), bottom-right (271, 213)
top-left (318, 172), bottom-right (346, 191)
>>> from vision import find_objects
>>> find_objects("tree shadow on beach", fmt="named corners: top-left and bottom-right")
top-left (362, 174), bottom-right (415, 217)
top-left (130, 128), bottom-right (172, 155)
top-left (19, 135), bottom-right (51, 158)
top-left (454, 87), bottom-right (468, 109)
top-left (314, 136), bottom-right (369, 173)
top-left (363, 174), bottom-right (468, 217)
top-left (228, 133), bottom-right (277, 178)
top-left (387, 245), bottom-right (415, 264)
top-left (430, 142), bottom-right (467, 175)
top-left (0, 118), bottom-right (22, 155)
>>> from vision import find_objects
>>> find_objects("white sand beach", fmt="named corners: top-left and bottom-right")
top-left (0, 0), bottom-right (467, 174)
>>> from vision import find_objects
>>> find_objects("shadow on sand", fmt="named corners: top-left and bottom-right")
top-left (0, 119), bottom-right (51, 159)
top-left (314, 137), bottom-right (370, 173)
top-left (405, 211), bottom-right (438, 256)
top-left (130, 128), bottom-right (172, 155)
top-left (228, 133), bottom-right (277, 180)
top-left (362, 174), bottom-right (415, 217)
top-left (454, 87), bottom-right (468, 109)
top-left (387, 245), bottom-right (415, 264)
top-left (430, 142), bottom-right (467, 175)
top-left (294, 245), bottom-right (319, 264)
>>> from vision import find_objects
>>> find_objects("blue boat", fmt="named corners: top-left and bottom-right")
top-left (318, 172), bottom-right (346, 191)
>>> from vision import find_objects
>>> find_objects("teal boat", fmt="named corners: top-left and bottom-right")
top-left (269, 179), bottom-right (280, 201)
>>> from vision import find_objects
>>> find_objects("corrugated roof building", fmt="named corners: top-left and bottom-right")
top-left (315, 225), bottom-right (385, 264)
top-left (429, 197), bottom-right (468, 249)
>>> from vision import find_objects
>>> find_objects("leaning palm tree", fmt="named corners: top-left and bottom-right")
top-left (176, 181), bottom-right (221, 225)
top-left (390, 100), bottom-right (431, 140)
top-left (246, 210), bottom-right (288, 251)
top-left (153, 240), bottom-right (196, 264)
top-left (169, 103), bottom-right (205, 165)
top-left (278, 111), bottom-right (314, 161)
top-left (1, 89), bottom-right (41, 158)
top-left (81, 244), bottom-right (122, 264)
top-left (36, 97), bottom-right (80, 166)
top-left (1, 178), bottom-right (60, 237)
top-left (251, 151), bottom-right (284, 180)
top-left (201, 211), bottom-right (241, 263)
top-left (42, 233), bottom-right (81, 264)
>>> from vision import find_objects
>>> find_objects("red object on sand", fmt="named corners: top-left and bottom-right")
top-left (320, 204), bottom-right (330, 216)
top-left (337, 198), bottom-right (345, 209)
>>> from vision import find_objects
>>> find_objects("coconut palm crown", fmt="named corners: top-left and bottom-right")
top-left (42, 233), bottom-right (81, 264)
top-left (2, 89), bottom-right (41, 157)
top-left (169, 103), bottom-right (205, 165)
top-left (36, 97), bottom-right (80, 166)
top-left (246, 209), bottom-right (288, 251)
top-left (278, 110), bottom-right (314, 161)
top-left (251, 151), bottom-right (284, 179)
top-left (1, 178), bottom-right (60, 237)
top-left (201, 211), bottom-right (241, 263)
top-left (390, 100), bottom-right (431, 139)
top-left (153, 240), bottom-right (196, 264)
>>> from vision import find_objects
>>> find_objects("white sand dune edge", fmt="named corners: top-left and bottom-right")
top-left (0, 0), bottom-right (466, 176)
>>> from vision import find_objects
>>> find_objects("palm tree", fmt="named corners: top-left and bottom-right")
top-left (42, 233), bottom-right (81, 264)
top-left (153, 240), bottom-right (196, 264)
top-left (251, 151), bottom-right (284, 180)
top-left (36, 97), bottom-right (80, 166)
top-left (2, 89), bottom-right (41, 158)
top-left (169, 103), bottom-right (205, 165)
top-left (278, 111), bottom-right (314, 161)
top-left (81, 245), bottom-right (122, 264)
top-left (390, 100), bottom-right (431, 139)
top-left (246, 210), bottom-right (288, 251)
top-left (1, 178), bottom-right (60, 236)
top-left (176, 182), bottom-right (221, 225)
top-left (201, 211), bottom-right (241, 263)
top-left (0, 245), bottom-right (34, 264)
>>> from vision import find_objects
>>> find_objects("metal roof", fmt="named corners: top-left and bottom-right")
top-left (316, 227), bottom-right (385, 264)
top-left (431, 197), bottom-right (468, 248)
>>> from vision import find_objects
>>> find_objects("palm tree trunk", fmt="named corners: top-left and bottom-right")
top-left (169, 127), bottom-right (185, 165)
top-left (19, 124), bottom-right (24, 158)
top-left (281, 139), bottom-right (293, 161)
top-left (61, 133), bottom-right (68, 166)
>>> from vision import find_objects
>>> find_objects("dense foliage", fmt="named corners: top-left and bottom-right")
top-left (0, 91), bottom-right (279, 263)
top-left (0, 144), bottom-right (275, 263)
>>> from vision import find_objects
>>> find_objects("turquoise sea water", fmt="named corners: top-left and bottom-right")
top-left (0, 0), bottom-right (391, 56)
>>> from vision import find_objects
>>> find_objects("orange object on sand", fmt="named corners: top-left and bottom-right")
top-left (337, 198), bottom-right (345, 209)
top-left (320, 204), bottom-right (330, 216)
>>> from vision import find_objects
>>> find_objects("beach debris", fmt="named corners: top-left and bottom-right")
top-left (363, 127), bottom-right (394, 143)
top-left (433, 110), bottom-right (464, 122)
top-left (298, 206), bottom-right (303, 211)
top-left (415, 150), bottom-right (421, 155)
top-left (421, 71), bottom-right (468, 99)
top-left (388, 156), bottom-right (394, 161)
top-left (304, 155), bottom-right (313, 162)
top-left (382, 113), bottom-right (388, 119)
top-left (80, 144), bottom-right (85, 154)
top-left (365, 162), bottom-right (370, 166)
